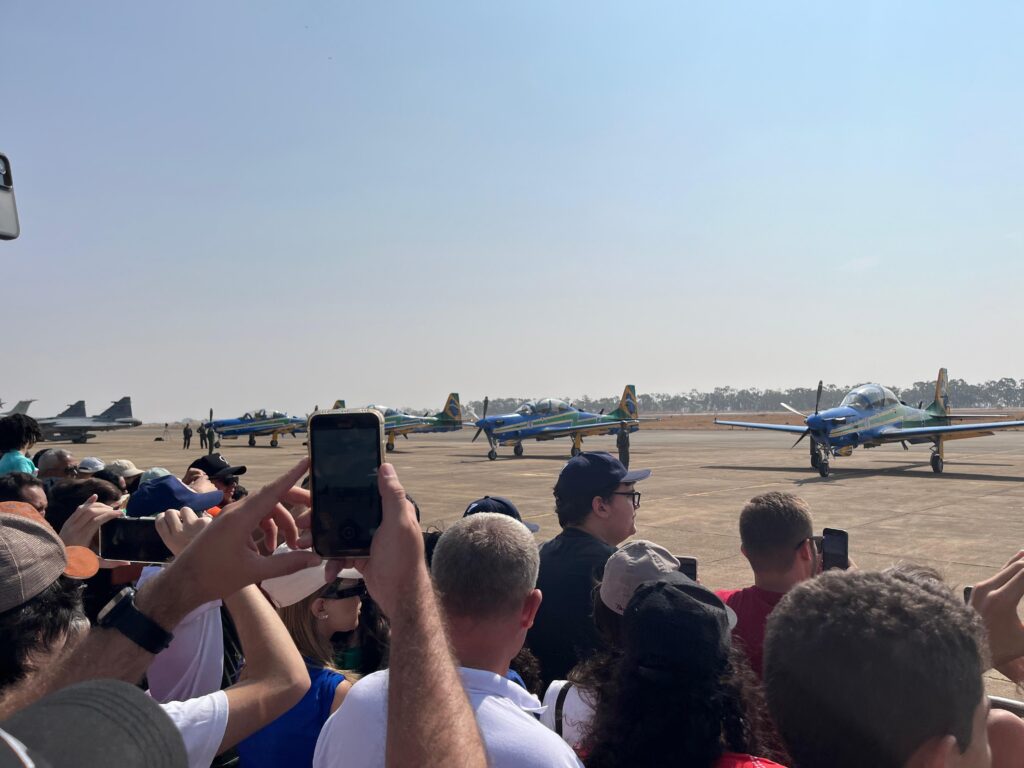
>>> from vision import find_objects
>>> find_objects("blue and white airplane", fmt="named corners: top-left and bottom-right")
top-left (715, 369), bottom-right (1024, 476)
top-left (472, 385), bottom-right (643, 460)
top-left (206, 409), bottom-right (307, 448)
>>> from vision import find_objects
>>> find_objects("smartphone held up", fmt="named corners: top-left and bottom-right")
top-left (99, 517), bottom-right (174, 565)
top-left (821, 527), bottom-right (849, 571)
top-left (309, 409), bottom-right (385, 558)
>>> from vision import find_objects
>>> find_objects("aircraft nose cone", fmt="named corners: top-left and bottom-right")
top-left (806, 414), bottom-right (825, 431)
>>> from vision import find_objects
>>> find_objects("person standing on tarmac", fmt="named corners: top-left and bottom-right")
top-left (182, 422), bottom-right (193, 450)
top-left (616, 428), bottom-right (630, 469)
top-left (198, 423), bottom-right (208, 450)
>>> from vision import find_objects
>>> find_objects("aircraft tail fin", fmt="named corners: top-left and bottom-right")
top-left (7, 400), bottom-right (34, 415)
top-left (58, 400), bottom-right (87, 418)
top-left (926, 368), bottom-right (950, 416)
top-left (331, 399), bottom-right (346, 410)
top-left (98, 397), bottom-right (133, 420)
top-left (608, 385), bottom-right (639, 420)
top-left (439, 393), bottom-right (462, 422)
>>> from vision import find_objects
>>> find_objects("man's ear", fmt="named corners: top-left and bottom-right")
top-left (521, 589), bottom-right (543, 629)
top-left (797, 540), bottom-right (813, 562)
top-left (905, 734), bottom-right (959, 768)
top-left (591, 495), bottom-right (610, 520)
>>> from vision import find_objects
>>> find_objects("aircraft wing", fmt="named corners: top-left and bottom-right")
top-left (715, 419), bottom-right (807, 434)
top-left (874, 420), bottom-right (1024, 441)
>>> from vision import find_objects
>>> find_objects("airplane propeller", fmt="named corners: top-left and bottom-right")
top-left (471, 396), bottom-right (490, 443)
top-left (789, 380), bottom-right (825, 448)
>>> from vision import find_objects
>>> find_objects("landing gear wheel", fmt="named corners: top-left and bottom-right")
top-left (248, 435), bottom-right (256, 447)
top-left (487, 449), bottom-right (497, 461)
top-left (270, 437), bottom-right (279, 448)
top-left (810, 450), bottom-right (820, 470)
top-left (930, 453), bottom-right (944, 474)
top-left (570, 446), bottom-right (581, 457)
top-left (818, 461), bottom-right (830, 478)
top-left (386, 443), bottom-right (395, 453)
top-left (514, 444), bottom-right (524, 457)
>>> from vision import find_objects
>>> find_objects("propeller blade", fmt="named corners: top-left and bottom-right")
top-left (792, 429), bottom-right (810, 448)
top-left (472, 427), bottom-right (483, 443)
top-left (482, 397), bottom-right (489, 419)
top-left (814, 380), bottom-right (823, 415)
top-left (781, 402), bottom-right (807, 418)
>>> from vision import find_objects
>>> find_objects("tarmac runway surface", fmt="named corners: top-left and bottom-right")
top-left (64, 424), bottom-right (1024, 696)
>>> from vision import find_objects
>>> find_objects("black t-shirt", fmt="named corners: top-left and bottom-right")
top-left (527, 527), bottom-right (615, 686)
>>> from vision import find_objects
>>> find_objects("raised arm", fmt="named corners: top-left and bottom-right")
top-left (217, 585), bottom-right (309, 751)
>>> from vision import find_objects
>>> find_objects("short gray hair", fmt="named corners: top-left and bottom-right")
top-left (431, 513), bottom-right (539, 619)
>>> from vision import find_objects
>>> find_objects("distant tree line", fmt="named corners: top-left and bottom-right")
top-left (466, 377), bottom-right (1024, 415)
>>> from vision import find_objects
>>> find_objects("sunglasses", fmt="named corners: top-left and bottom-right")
top-left (320, 580), bottom-right (367, 601)
top-left (611, 491), bottom-right (642, 509)
top-left (795, 535), bottom-right (823, 554)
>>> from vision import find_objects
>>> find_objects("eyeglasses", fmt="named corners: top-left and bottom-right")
top-left (790, 536), bottom-right (823, 552)
top-left (320, 581), bottom-right (367, 601)
top-left (611, 491), bottom-right (642, 509)
top-left (64, 466), bottom-right (80, 477)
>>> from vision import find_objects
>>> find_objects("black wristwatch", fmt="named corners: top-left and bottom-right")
top-left (97, 587), bottom-right (174, 654)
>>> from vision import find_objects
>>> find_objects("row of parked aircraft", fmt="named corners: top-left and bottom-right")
top-left (204, 385), bottom-right (645, 460)
top-left (0, 397), bottom-right (141, 443)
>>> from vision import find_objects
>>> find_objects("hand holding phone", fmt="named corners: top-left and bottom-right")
top-left (99, 517), bottom-right (175, 565)
top-left (821, 528), bottom-right (849, 571)
top-left (309, 409), bottom-right (385, 557)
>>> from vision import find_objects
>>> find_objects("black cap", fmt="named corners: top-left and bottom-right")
top-left (0, 679), bottom-right (187, 768)
top-left (464, 496), bottom-right (540, 533)
top-left (623, 571), bottom-right (733, 682)
top-left (187, 453), bottom-right (246, 480)
top-left (553, 452), bottom-right (651, 502)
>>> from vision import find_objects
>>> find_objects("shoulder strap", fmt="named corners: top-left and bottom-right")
top-left (554, 681), bottom-right (573, 737)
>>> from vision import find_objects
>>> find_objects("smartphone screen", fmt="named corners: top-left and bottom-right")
top-left (310, 410), bottom-right (384, 557)
top-left (821, 527), bottom-right (849, 571)
top-left (678, 556), bottom-right (698, 581)
top-left (99, 518), bottom-right (174, 564)
top-left (0, 153), bottom-right (20, 240)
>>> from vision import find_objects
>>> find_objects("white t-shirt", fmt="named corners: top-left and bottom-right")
top-left (313, 666), bottom-right (583, 768)
top-left (161, 689), bottom-right (229, 768)
top-left (540, 680), bottom-right (596, 750)
top-left (139, 566), bottom-right (224, 702)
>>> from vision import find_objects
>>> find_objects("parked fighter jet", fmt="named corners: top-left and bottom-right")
top-left (206, 409), bottom-right (307, 448)
top-left (37, 397), bottom-right (142, 443)
top-left (715, 369), bottom-right (1024, 477)
top-left (0, 399), bottom-right (34, 416)
top-left (473, 385), bottom-right (642, 460)
top-left (376, 393), bottom-right (465, 452)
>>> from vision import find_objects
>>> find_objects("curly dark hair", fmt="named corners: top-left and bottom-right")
top-left (764, 570), bottom-right (986, 768)
top-left (0, 576), bottom-right (86, 692)
top-left (0, 472), bottom-right (44, 503)
top-left (581, 641), bottom-right (775, 768)
top-left (0, 414), bottom-right (43, 454)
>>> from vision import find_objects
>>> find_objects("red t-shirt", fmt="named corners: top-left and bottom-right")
top-left (715, 585), bottom-right (786, 678)
top-left (717, 753), bottom-right (787, 768)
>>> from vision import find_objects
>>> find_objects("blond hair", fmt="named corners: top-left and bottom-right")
top-left (278, 587), bottom-right (340, 671)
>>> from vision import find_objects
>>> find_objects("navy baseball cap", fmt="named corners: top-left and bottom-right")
top-left (126, 475), bottom-right (224, 518)
top-left (554, 452), bottom-right (651, 502)
top-left (187, 453), bottom-right (246, 480)
top-left (464, 496), bottom-right (540, 533)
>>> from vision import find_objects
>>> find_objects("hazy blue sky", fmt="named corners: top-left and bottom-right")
top-left (3, 2), bottom-right (1022, 420)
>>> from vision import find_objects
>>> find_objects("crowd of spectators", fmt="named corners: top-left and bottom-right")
top-left (3, 409), bottom-right (1024, 767)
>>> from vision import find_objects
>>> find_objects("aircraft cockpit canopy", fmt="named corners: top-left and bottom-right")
top-left (368, 405), bottom-right (400, 417)
top-left (840, 384), bottom-right (899, 411)
top-left (517, 398), bottom-right (573, 415)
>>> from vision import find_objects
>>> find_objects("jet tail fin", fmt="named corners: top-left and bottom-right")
top-left (608, 385), bottom-right (639, 420)
top-left (926, 368), bottom-right (950, 416)
top-left (7, 400), bottom-right (34, 415)
top-left (98, 397), bottom-right (133, 420)
top-left (331, 399), bottom-right (346, 410)
top-left (58, 400), bottom-right (87, 418)
top-left (439, 393), bottom-right (462, 422)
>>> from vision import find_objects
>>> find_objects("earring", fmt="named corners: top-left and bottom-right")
top-left (318, 613), bottom-right (329, 620)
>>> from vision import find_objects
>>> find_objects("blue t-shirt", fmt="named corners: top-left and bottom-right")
top-left (0, 451), bottom-right (35, 477)
top-left (237, 662), bottom-right (344, 768)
